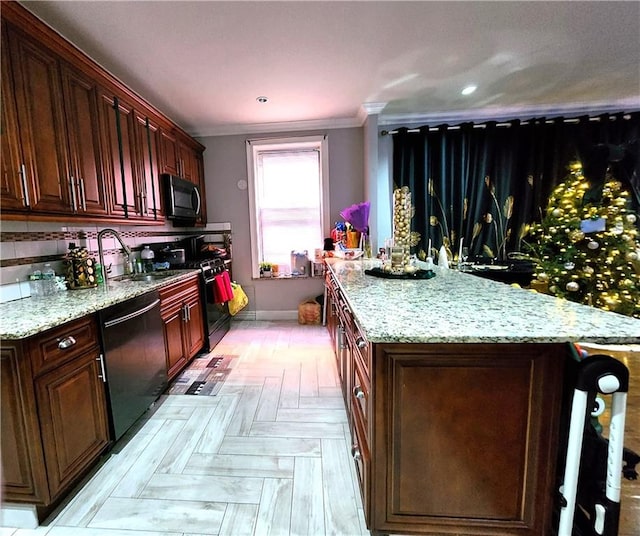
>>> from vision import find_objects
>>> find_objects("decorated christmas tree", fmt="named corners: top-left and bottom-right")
top-left (526, 162), bottom-right (640, 318)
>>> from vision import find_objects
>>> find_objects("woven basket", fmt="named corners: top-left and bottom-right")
top-left (298, 299), bottom-right (321, 325)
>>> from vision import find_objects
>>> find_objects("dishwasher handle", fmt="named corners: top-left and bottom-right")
top-left (103, 298), bottom-right (160, 329)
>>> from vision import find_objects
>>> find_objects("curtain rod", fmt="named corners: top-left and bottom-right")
top-left (380, 113), bottom-right (634, 136)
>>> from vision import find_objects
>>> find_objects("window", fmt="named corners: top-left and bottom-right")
top-left (246, 135), bottom-right (329, 278)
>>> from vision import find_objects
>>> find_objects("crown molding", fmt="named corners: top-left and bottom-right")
top-left (190, 98), bottom-right (640, 138)
top-left (376, 98), bottom-right (640, 128)
top-left (193, 115), bottom-right (365, 138)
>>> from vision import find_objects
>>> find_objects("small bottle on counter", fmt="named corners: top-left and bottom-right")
top-left (43, 264), bottom-right (56, 295)
top-left (141, 246), bottom-right (155, 273)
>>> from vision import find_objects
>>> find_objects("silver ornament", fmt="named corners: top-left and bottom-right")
top-left (564, 262), bottom-right (575, 270)
top-left (587, 241), bottom-right (599, 250)
top-left (626, 214), bottom-right (637, 224)
top-left (566, 281), bottom-right (580, 292)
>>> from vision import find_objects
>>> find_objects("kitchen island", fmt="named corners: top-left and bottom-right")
top-left (325, 259), bottom-right (639, 536)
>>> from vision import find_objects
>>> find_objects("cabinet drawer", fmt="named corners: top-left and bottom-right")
top-left (29, 316), bottom-right (99, 377)
top-left (159, 274), bottom-right (200, 311)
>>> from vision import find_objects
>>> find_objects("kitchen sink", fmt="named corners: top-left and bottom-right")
top-left (110, 271), bottom-right (183, 284)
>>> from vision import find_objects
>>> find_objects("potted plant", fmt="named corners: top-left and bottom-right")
top-left (260, 261), bottom-right (273, 278)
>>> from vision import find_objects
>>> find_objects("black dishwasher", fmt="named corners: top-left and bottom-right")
top-left (98, 291), bottom-right (167, 440)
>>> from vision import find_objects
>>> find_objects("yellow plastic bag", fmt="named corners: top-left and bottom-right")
top-left (228, 282), bottom-right (248, 316)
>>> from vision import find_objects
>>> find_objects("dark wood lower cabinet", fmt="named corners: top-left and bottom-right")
top-left (0, 342), bottom-right (48, 503)
top-left (0, 316), bottom-right (110, 520)
top-left (34, 349), bottom-right (110, 499)
top-left (326, 278), bottom-right (566, 535)
top-left (371, 343), bottom-right (564, 535)
top-left (160, 274), bottom-right (205, 380)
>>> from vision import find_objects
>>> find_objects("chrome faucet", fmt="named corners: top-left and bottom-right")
top-left (97, 228), bottom-right (132, 286)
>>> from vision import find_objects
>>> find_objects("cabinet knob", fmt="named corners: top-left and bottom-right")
top-left (353, 385), bottom-right (365, 399)
top-left (351, 446), bottom-right (361, 461)
top-left (356, 337), bottom-right (367, 349)
top-left (57, 336), bottom-right (77, 349)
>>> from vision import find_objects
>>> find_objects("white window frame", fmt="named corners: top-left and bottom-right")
top-left (246, 135), bottom-right (330, 279)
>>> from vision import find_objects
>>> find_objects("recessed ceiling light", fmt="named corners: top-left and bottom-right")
top-left (461, 85), bottom-right (477, 96)
top-left (256, 96), bottom-right (268, 103)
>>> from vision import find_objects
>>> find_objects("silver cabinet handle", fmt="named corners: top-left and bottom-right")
top-left (69, 174), bottom-right (78, 211)
top-left (356, 338), bottom-right (367, 349)
top-left (78, 178), bottom-right (87, 211)
top-left (19, 164), bottom-right (30, 207)
top-left (351, 446), bottom-right (361, 461)
top-left (57, 336), bottom-right (77, 349)
top-left (353, 386), bottom-right (365, 399)
top-left (182, 304), bottom-right (188, 322)
top-left (339, 327), bottom-right (346, 349)
top-left (96, 354), bottom-right (107, 383)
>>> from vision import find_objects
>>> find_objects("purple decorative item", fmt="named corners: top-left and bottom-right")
top-left (340, 201), bottom-right (370, 233)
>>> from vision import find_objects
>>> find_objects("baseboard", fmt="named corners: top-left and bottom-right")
top-left (231, 310), bottom-right (298, 321)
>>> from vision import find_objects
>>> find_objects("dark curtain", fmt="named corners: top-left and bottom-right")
top-left (392, 112), bottom-right (640, 260)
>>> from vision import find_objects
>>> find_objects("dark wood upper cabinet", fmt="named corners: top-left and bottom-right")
top-left (0, 2), bottom-right (206, 224)
top-left (59, 62), bottom-right (109, 216)
top-left (98, 90), bottom-right (141, 220)
top-left (0, 22), bottom-right (28, 212)
top-left (135, 113), bottom-right (164, 220)
top-left (5, 23), bottom-right (73, 215)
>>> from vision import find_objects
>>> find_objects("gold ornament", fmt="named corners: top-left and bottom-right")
top-left (569, 230), bottom-right (585, 242)
top-left (538, 272), bottom-right (549, 282)
top-left (552, 208), bottom-right (563, 217)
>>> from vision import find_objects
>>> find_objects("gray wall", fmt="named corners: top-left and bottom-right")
top-left (199, 127), bottom-right (364, 316)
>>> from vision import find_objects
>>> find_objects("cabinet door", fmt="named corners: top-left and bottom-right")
top-left (185, 292), bottom-right (205, 358)
top-left (60, 62), bottom-right (109, 216)
top-left (0, 341), bottom-right (49, 504)
top-left (0, 22), bottom-right (29, 212)
top-left (162, 306), bottom-right (188, 380)
top-left (98, 90), bottom-right (142, 219)
top-left (134, 113), bottom-right (164, 220)
top-left (35, 349), bottom-right (109, 500)
top-left (6, 24), bottom-right (73, 214)
top-left (177, 139), bottom-right (197, 182)
top-left (159, 128), bottom-right (180, 176)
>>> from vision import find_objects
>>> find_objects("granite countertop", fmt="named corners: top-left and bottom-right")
top-left (327, 259), bottom-right (640, 345)
top-left (0, 270), bottom-right (200, 340)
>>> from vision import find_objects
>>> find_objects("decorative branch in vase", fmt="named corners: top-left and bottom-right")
top-left (482, 175), bottom-right (514, 261)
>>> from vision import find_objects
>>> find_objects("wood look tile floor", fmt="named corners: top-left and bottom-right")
top-left (1, 321), bottom-right (638, 536)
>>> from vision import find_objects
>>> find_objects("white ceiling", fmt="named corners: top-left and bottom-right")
top-left (20, 1), bottom-right (640, 137)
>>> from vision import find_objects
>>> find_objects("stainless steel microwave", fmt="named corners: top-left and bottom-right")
top-left (163, 174), bottom-right (201, 221)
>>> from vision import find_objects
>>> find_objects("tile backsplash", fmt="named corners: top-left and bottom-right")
top-left (0, 220), bottom-right (231, 303)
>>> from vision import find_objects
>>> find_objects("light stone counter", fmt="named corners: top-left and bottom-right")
top-left (0, 270), bottom-right (200, 340)
top-left (327, 259), bottom-right (640, 344)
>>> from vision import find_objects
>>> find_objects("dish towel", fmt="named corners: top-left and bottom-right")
top-left (221, 271), bottom-right (234, 301)
top-left (211, 275), bottom-right (224, 303)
